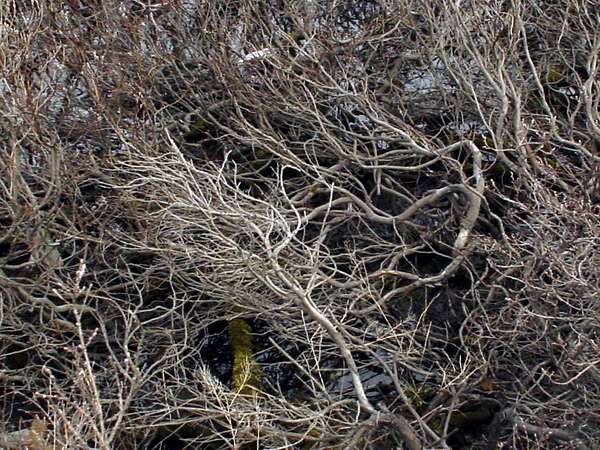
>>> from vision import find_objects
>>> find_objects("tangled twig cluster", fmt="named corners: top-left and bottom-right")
top-left (1, 1), bottom-right (598, 449)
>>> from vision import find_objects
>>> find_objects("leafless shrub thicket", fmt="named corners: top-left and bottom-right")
top-left (1, 1), bottom-right (598, 449)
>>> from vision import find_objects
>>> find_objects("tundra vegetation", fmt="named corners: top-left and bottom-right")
top-left (0, 1), bottom-right (598, 449)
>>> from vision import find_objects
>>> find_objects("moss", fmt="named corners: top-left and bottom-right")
top-left (184, 118), bottom-right (208, 142)
top-left (190, 118), bottom-right (207, 133)
top-left (252, 147), bottom-right (271, 160)
top-left (465, 132), bottom-right (491, 150)
top-left (300, 427), bottom-right (322, 450)
top-left (228, 318), bottom-right (262, 395)
top-left (544, 65), bottom-right (566, 85)
top-left (403, 384), bottom-right (437, 411)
